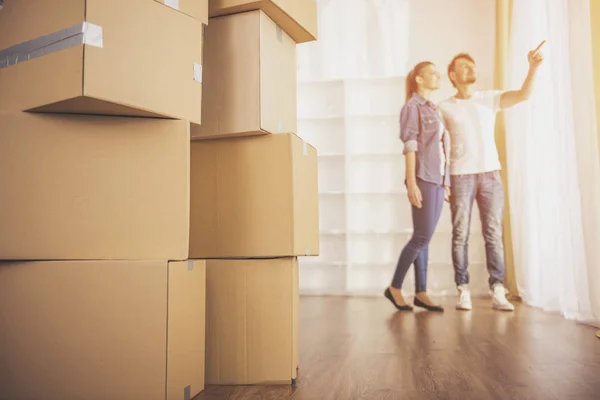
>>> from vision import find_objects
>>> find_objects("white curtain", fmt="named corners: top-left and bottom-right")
top-left (505, 0), bottom-right (600, 326)
top-left (296, 0), bottom-right (498, 297)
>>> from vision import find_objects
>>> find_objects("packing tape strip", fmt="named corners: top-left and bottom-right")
top-left (193, 63), bottom-right (203, 83)
top-left (165, 0), bottom-right (180, 10)
top-left (0, 22), bottom-right (103, 69)
top-left (83, 22), bottom-right (103, 48)
top-left (187, 260), bottom-right (194, 271)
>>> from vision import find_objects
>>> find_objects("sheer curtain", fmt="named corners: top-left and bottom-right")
top-left (505, 0), bottom-right (600, 325)
top-left (296, 0), bottom-right (498, 297)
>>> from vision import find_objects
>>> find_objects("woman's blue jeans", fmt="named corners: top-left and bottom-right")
top-left (391, 179), bottom-right (445, 292)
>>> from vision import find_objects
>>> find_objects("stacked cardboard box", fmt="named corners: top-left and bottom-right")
top-left (0, 1), bottom-right (209, 399)
top-left (189, 0), bottom-right (319, 386)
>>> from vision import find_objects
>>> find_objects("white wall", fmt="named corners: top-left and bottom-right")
top-left (405, 0), bottom-right (497, 101)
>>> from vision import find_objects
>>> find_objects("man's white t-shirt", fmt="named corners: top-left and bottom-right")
top-left (438, 90), bottom-right (504, 175)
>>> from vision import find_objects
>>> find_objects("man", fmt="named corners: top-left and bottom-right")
top-left (438, 44), bottom-right (544, 311)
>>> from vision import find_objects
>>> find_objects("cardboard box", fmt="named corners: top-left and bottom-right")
top-left (155, 0), bottom-right (209, 24)
top-left (0, 260), bottom-right (206, 400)
top-left (205, 257), bottom-right (299, 385)
top-left (189, 133), bottom-right (319, 258)
top-left (0, 112), bottom-right (190, 260)
top-left (209, 0), bottom-right (317, 43)
top-left (191, 10), bottom-right (296, 140)
top-left (0, 0), bottom-right (203, 123)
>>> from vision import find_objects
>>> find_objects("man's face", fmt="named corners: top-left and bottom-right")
top-left (451, 57), bottom-right (477, 86)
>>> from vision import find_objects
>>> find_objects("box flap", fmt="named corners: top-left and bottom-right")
top-left (291, 134), bottom-right (320, 256)
top-left (208, 0), bottom-right (317, 43)
top-left (155, 0), bottom-right (209, 24)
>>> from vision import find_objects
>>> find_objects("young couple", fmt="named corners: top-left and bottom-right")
top-left (384, 47), bottom-right (545, 313)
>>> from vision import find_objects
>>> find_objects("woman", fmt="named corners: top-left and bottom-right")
top-left (384, 61), bottom-right (451, 312)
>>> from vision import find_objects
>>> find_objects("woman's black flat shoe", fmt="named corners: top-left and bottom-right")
top-left (414, 297), bottom-right (444, 312)
top-left (384, 288), bottom-right (413, 311)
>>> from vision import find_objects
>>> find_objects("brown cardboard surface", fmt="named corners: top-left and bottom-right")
top-left (0, 112), bottom-right (190, 260)
top-left (205, 257), bottom-right (299, 385)
top-left (208, 0), bottom-right (317, 43)
top-left (191, 10), bottom-right (296, 139)
top-left (189, 133), bottom-right (319, 259)
top-left (0, 0), bottom-right (203, 123)
top-left (155, 0), bottom-right (209, 24)
top-left (167, 260), bottom-right (207, 400)
top-left (0, 260), bottom-right (206, 400)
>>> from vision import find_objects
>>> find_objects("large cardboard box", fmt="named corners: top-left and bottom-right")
top-left (0, 112), bottom-right (190, 260)
top-left (0, 260), bottom-right (206, 400)
top-left (191, 10), bottom-right (296, 140)
top-left (189, 133), bottom-right (319, 258)
top-left (0, 0), bottom-right (203, 123)
top-left (156, 0), bottom-right (209, 23)
top-left (205, 257), bottom-right (299, 385)
top-left (209, 0), bottom-right (317, 43)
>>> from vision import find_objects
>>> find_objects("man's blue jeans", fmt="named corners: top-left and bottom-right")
top-left (450, 171), bottom-right (505, 288)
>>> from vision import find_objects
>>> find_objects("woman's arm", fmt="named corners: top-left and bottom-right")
top-left (405, 151), bottom-right (422, 208)
top-left (399, 104), bottom-right (419, 154)
top-left (399, 104), bottom-right (422, 208)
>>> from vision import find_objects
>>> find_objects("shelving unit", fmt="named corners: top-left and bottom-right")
top-left (297, 76), bottom-right (490, 297)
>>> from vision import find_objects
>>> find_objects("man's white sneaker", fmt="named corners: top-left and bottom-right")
top-left (456, 285), bottom-right (472, 310)
top-left (492, 284), bottom-right (515, 311)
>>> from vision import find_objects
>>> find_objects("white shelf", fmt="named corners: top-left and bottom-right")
top-left (318, 157), bottom-right (345, 193)
top-left (346, 158), bottom-right (404, 193)
top-left (297, 116), bottom-right (345, 121)
top-left (318, 153), bottom-right (345, 158)
top-left (297, 118), bottom-right (345, 155)
top-left (320, 230), bottom-right (482, 236)
top-left (320, 191), bottom-right (411, 195)
top-left (319, 191), bottom-right (345, 195)
top-left (298, 261), bottom-right (347, 295)
top-left (347, 153), bottom-right (402, 158)
top-left (299, 260), bottom-right (484, 269)
top-left (346, 191), bottom-right (407, 195)
top-left (320, 230), bottom-right (347, 236)
top-left (299, 260), bottom-right (347, 268)
top-left (297, 76), bottom-right (406, 85)
top-left (297, 80), bottom-right (344, 120)
top-left (345, 115), bottom-right (402, 155)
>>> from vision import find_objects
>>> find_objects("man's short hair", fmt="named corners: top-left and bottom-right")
top-left (447, 53), bottom-right (475, 87)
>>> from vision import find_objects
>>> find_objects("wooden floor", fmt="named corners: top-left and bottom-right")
top-left (195, 296), bottom-right (600, 400)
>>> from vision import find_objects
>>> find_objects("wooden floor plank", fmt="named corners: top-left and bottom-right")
top-left (196, 296), bottom-right (600, 400)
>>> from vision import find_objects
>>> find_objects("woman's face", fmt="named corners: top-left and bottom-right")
top-left (417, 64), bottom-right (441, 91)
